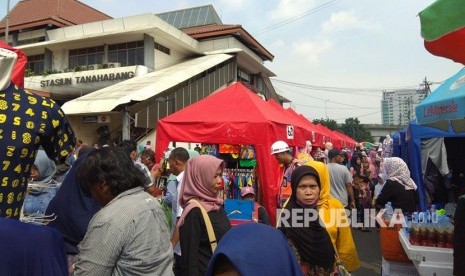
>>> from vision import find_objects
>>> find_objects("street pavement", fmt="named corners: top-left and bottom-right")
top-left (351, 227), bottom-right (382, 276)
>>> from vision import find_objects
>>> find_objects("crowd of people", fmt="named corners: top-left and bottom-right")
top-left (9, 134), bottom-right (426, 275)
top-left (2, 38), bottom-right (463, 276)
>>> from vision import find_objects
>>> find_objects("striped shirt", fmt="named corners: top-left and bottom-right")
top-left (134, 161), bottom-right (153, 188)
top-left (74, 187), bottom-right (174, 276)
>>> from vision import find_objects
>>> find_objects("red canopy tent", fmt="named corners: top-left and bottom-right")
top-left (266, 99), bottom-right (319, 145)
top-left (155, 82), bottom-right (310, 224)
top-left (284, 107), bottom-right (323, 147)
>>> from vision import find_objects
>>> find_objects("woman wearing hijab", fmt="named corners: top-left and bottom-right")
top-left (308, 160), bottom-right (360, 272)
top-left (278, 165), bottom-right (336, 275)
top-left (375, 157), bottom-right (417, 214)
top-left (23, 150), bottom-right (60, 216)
top-left (178, 155), bottom-right (231, 276)
top-left (349, 154), bottom-right (362, 177)
top-left (206, 223), bottom-right (302, 276)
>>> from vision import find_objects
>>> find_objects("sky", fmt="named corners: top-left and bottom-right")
top-left (2, 0), bottom-right (464, 124)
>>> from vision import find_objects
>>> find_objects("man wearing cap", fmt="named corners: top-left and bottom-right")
top-left (271, 140), bottom-right (302, 208)
top-left (240, 186), bottom-right (270, 225)
top-left (327, 149), bottom-right (356, 210)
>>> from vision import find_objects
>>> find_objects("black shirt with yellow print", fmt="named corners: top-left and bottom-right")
top-left (0, 83), bottom-right (75, 219)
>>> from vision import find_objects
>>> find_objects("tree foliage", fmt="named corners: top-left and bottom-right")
top-left (312, 118), bottom-right (339, 131)
top-left (339, 117), bottom-right (373, 143)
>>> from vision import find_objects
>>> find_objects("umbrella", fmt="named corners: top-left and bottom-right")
top-left (419, 0), bottom-right (465, 65)
top-left (415, 67), bottom-right (465, 132)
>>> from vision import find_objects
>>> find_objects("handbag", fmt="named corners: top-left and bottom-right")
top-left (330, 250), bottom-right (351, 276)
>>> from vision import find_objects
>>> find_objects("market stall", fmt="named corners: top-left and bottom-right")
top-left (407, 120), bottom-right (465, 211)
top-left (155, 82), bottom-right (311, 225)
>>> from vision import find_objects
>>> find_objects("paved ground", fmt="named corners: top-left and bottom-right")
top-left (351, 227), bottom-right (382, 276)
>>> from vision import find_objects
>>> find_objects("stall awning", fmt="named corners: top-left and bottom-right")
top-left (62, 54), bottom-right (234, 115)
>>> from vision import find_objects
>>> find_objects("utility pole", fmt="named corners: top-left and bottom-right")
top-left (5, 0), bottom-right (11, 44)
top-left (421, 76), bottom-right (432, 97)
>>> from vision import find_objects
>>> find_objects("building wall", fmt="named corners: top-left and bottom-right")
top-left (67, 112), bottom-right (122, 146)
top-left (364, 124), bottom-right (405, 143)
top-left (381, 88), bottom-right (427, 125)
top-left (154, 47), bottom-right (187, 70)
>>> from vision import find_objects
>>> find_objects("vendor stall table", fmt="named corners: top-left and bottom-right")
top-left (399, 228), bottom-right (453, 275)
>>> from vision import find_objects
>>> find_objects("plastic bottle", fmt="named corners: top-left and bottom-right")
top-left (431, 204), bottom-right (438, 223)
top-left (384, 202), bottom-right (393, 223)
top-left (418, 211), bottom-right (426, 224)
top-left (412, 212), bottom-right (419, 223)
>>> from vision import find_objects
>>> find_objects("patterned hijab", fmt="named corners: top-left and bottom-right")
top-left (177, 155), bottom-right (225, 226)
top-left (383, 157), bottom-right (417, 190)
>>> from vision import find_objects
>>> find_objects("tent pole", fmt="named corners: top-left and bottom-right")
top-left (122, 108), bottom-right (130, 140)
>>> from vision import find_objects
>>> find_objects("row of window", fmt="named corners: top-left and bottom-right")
top-left (26, 40), bottom-right (170, 74)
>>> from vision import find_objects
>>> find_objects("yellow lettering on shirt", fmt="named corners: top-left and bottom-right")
top-left (1, 177), bottom-right (8, 186)
top-left (22, 133), bottom-right (32, 144)
top-left (7, 192), bottom-right (14, 204)
top-left (6, 146), bottom-right (14, 157)
top-left (25, 108), bottom-right (35, 117)
top-left (13, 164), bottom-right (21, 174)
top-left (20, 148), bottom-right (28, 158)
top-left (26, 121), bottom-right (34, 129)
top-left (0, 114), bottom-right (6, 123)
top-left (0, 100), bottom-right (7, 110)
top-left (41, 111), bottom-right (48, 119)
top-left (2, 161), bottom-right (10, 170)
top-left (42, 99), bottom-right (51, 107)
top-left (12, 179), bottom-right (19, 188)
top-left (28, 96), bottom-right (37, 105)
top-left (11, 130), bottom-right (16, 140)
top-left (11, 103), bottom-right (20, 111)
top-left (13, 117), bottom-right (21, 126)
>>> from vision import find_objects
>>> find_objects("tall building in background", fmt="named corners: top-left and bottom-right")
top-left (381, 87), bottom-right (428, 125)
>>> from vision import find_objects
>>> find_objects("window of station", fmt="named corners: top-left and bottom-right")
top-left (69, 46), bottom-right (104, 68)
top-left (154, 42), bottom-right (170, 55)
top-left (108, 41), bottom-right (144, 66)
top-left (26, 54), bottom-right (45, 75)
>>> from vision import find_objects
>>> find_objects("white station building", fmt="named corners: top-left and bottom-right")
top-left (1, 1), bottom-right (281, 146)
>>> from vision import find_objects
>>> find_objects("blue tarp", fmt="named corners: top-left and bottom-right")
top-left (407, 119), bottom-right (465, 211)
top-left (392, 127), bottom-right (408, 160)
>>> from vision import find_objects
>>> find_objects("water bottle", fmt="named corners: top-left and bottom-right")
top-left (418, 211), bottom-right (426, 223)
top-left (431, 204), bottom-right (438, 223)
top-left (384, 202), bottom-right (393, 222)
top-left (412, 212), bottom-right (419, 223)
top-left (426, 210), bottom-right (431, 223)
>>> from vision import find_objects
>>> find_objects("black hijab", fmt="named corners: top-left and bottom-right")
top-left (350, 154), bottom-right (362, 175)
top-left (279, 165), bottom-right (335, 269)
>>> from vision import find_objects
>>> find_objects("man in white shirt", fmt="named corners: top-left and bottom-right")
top-left (167, 147), bottom-right (190, 276)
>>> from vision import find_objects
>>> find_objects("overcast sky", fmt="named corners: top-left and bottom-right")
top-left (2, 0), bottom-right (463, 123)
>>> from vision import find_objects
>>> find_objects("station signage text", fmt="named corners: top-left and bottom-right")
top-left (40, 71), bottom-right (135, 87)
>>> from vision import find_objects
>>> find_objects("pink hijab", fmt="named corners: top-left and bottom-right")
top-left (177, 155), bottom-right (225, 226)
